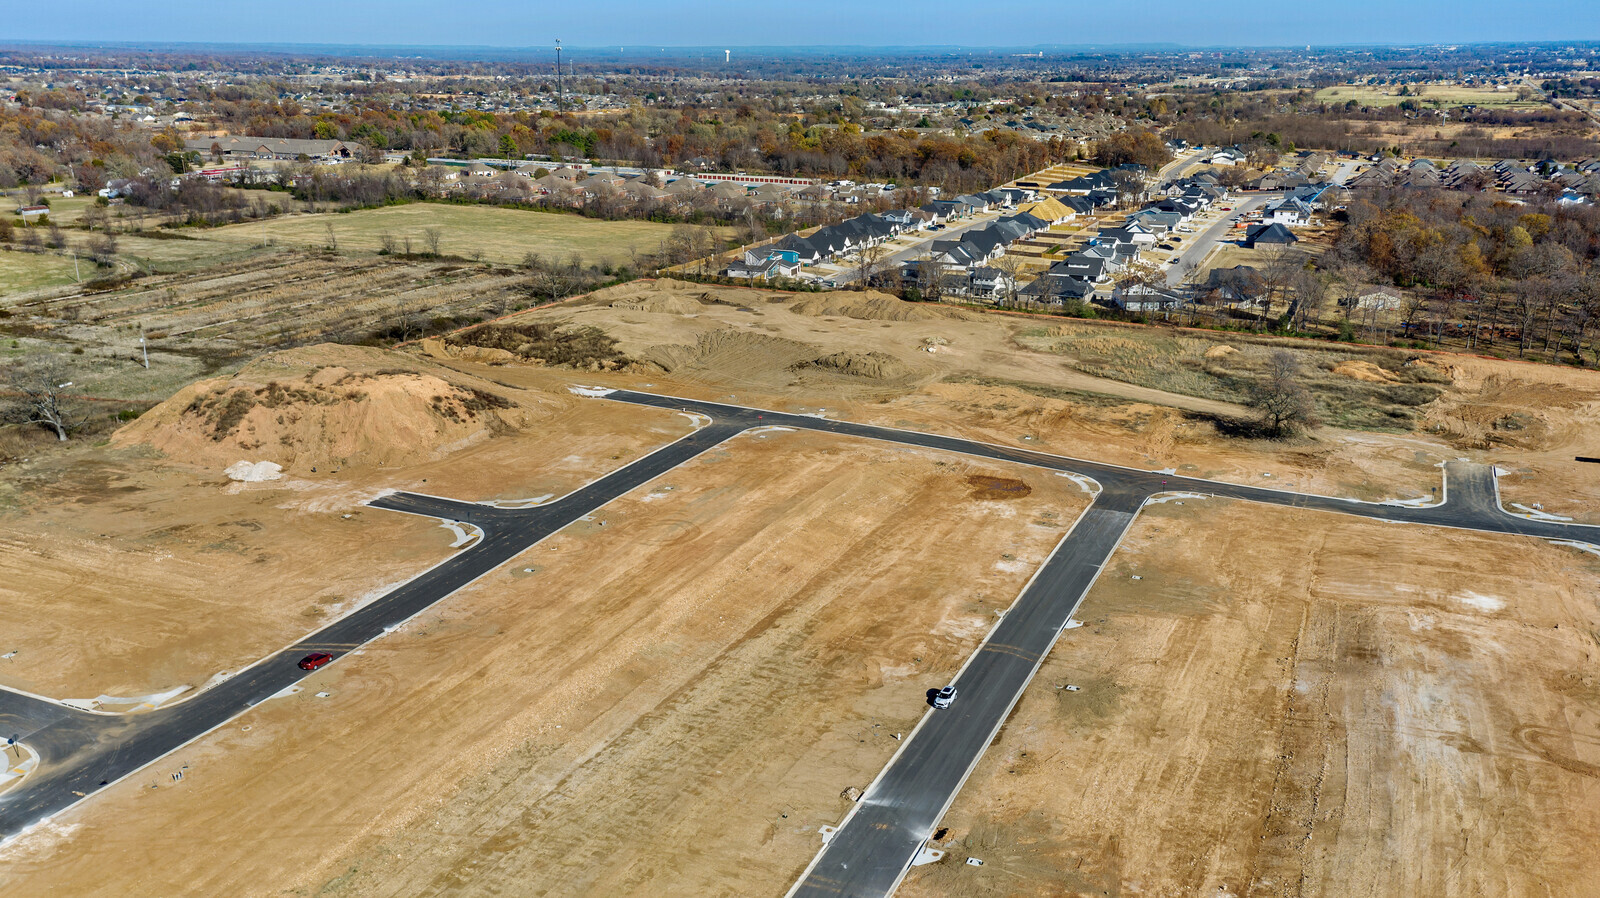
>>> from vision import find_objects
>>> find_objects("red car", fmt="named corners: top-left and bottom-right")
top-left (298, 652), bottom-right (334, 671)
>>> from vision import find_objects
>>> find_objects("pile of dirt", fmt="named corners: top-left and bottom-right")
top-left (1333, 359), bottom-right (1401, 383)
top-left (800, 351), bottom-right (914, 380)
top-left (113, 345), bottom-right (547, 473)
top-left (608, 292), bottom-right (707, 315)
top-left (587, 278), bottom-right (761, 314)
top-left (447, 322), bottom-right (629, 370)
top-left (965, 474), bottom-right (1034, 500)
top-left (1420, 372), bottom-right (1585, 451)
top-left (787, 291), bottom-right (972, 322)
top-left (640, 329), bottom-right (819, 377)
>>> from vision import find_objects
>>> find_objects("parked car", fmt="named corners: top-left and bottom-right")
top-left (298, 651), bottom-right (334, 671)
top-left (933, 685), bottom-right (958, 709)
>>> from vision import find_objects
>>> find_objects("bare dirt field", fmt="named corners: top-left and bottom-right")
top-left (440, 279), bottom-right (1460, 502)
top-left (0, 345), bottom-right (693, 699)
top-left (0, 421), bottom-right (1091, 897)
top-left (900, 497), bottom-right (1600, 898)
top-left (5, 276), bottom-right (1600, 897)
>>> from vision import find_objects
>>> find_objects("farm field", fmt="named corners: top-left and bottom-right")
top-left (204, 202), bottom-right (709, 266)
top-left (899, 497), bottom-right (1600, 898)
top-left (1315, 83), bottom-right (1545, 108)
top-left (0, 250), bottom-right (79, 293)
top-left (1, 251), bottom-right (532, 400)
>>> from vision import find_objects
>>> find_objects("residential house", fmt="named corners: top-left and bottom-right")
top-left (1261, 196), bottom-right (1312, 226)
top-left (1111, 283), bottom-right (1191, 313)
top-left (727, 248), bottom-right (802, 281)
top-left (774, 233), bottom-right (826, 264)
top-left (1207, 147), bottom-right (1247, 166)
top-left (1097, 221), bottom-right (1157, 247)
top-left (1018, 196), bottom-right (1075, 225)
top-left (968, 266), bottom-right (1016, 300)
top-left (1243, 222), bottom-right (1299, 247)
top-left (1019, 271), bottom-right (1099, 304)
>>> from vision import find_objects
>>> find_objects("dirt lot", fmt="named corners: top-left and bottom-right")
top-left (0, 346), bottom-right (694, 699)
top-left (1422, 352), bottom-right (1600, 524)
top-left (443, 279), bottom-right (1458, 502)
top-left (0, 424), bottom-right (1091, 897)
top-left (900, 497), bottom-right (1600, 898)
top-left (1315, 84), bottom-right (1544, 108)
top-left (4, 277), bottom-right (1600, 896)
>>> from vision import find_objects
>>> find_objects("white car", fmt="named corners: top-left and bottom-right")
top-left (933, 686), bottom-right (958, 709)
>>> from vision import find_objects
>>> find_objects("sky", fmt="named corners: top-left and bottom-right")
top-left (11, 0), bottom-right (1600, 50)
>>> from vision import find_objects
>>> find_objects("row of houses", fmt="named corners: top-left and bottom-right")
top-left (1347, 155), bottom-right (1600, 203)
top-left (726, 186), bottom-right (1044, 283)
top-left (1013, 171), bottom-right (1322, 313)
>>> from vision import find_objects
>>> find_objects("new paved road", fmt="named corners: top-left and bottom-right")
top-left (1, 387), bottom-right (1594, 898)
top-left (0, 420), bottom-right (746, 840)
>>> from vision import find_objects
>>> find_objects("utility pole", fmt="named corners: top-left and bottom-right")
top-left (139, 324), bottom-right (148, 369)
top-left (555, 40), bottom-right (564, 114)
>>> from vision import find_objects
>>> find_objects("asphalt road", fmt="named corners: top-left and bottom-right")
top-left (827, 214), bottom-right (1001, 286)
top-left (0, 419), bottom-right (747, 840)
top-left (1165, 193), bottom-right (1275, 287)
top-left (2, 387), bottom-right (1594, 898)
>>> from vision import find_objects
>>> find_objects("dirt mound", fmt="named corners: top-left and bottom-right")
top-left (1203, 344), bottom-right (1238, 360)
top-left (801, 351), bottom-right (914, 380)
top-left (447, 322), bottom-right (628, 370)
top-left (966, 474), bottom-right (1034, 500)
top-left (641, 329), bottom-right (819, 377)
top-left (1420, 373), bottom-right (1587, 451)
top-left (113, 345), bottom-right (548, 473)
top-left (1333, 359), bottom-right (1401, 383)
top-left (587, 278), bottom-right (745, 314)
top-left (787, 291), bottom-right (972, 322)
top-left (609, 292), bottom-right (707, 315)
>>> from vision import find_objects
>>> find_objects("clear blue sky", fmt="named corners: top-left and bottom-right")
top-left (12, 0), bottom-right (1600, 49)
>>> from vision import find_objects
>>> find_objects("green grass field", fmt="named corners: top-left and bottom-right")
top-left (1315, 84), bottom-right (1543, 109)
top-left (0, 249), bottom-right (81, 295)
top-left (114, 234), bottom-right (271, 274)
top-left (204, 203), bottom-right (704, 267)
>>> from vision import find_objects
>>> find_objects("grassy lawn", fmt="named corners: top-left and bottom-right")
top-left (115, 234), bottom-right (271, 274)
top-left (0, 249), bottom-right (82, 295)
top-left (204, 203), bottom-right (704, 267)
top-left (1315, 84), bottom-right (1543, 108)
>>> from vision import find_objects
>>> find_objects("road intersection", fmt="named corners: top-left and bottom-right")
top-left (2, 388), bottom-right (1594, 898)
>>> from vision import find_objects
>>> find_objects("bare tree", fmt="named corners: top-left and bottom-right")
top-left (423, 227), bottom-right (442, 257)
top-left (88, 233), bottom-right (118, 267)
top-left (1285, 268), bottom-right (1327, 332)
top-left (993, 254), bottom-right (1028, 307)
top-left (854, 241), bottom-right (890, 289)
top-left (1248, 350), bottom-right (1317, 437)
top-left (379, 232), bottom-right (398, 255)
top-left (323, 222), bottom-right (338, 252)
top-left (6, 358), bottom-right (83, 441)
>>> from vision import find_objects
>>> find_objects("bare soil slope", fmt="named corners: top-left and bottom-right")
top-left (111, 344), bottom-right (547, 474)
